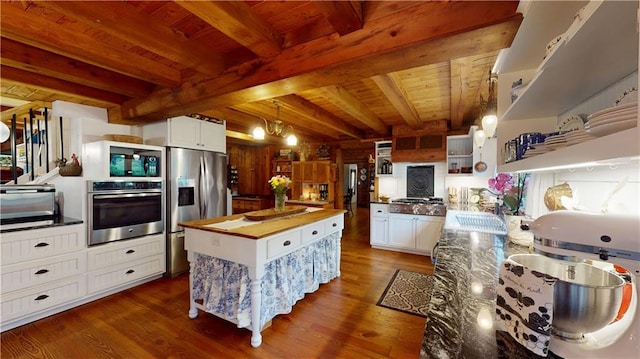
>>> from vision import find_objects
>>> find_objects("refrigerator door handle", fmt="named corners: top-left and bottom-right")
top-left (199, 154), bottom-right (206, 218)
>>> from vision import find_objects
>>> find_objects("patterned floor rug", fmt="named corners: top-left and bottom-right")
top-left (376, 269), bottom-right (433, 318)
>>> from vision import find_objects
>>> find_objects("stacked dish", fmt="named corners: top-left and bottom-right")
top-left (542, 132), bottom-right (568, 150)
top-left (585, 101), bottom-right (637, 137)
top-left (564, 129), bottom-right (596, 145)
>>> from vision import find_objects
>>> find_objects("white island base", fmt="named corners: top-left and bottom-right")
top-left (182, 209), bottom-right (344, 347)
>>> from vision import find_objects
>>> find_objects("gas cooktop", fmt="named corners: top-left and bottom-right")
top-left (389, 197), bottom-right (446, 216)
top-left (392, 197), bottom-right (444, 205)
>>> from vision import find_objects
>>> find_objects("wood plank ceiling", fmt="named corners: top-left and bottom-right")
top-left (0, 1), bottom-right (523, 144)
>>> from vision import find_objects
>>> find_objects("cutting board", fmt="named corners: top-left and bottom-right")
top-left (243, 205), bottom-right (307, 221)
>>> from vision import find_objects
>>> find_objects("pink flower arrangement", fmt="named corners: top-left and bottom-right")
top-left (487, 172), bottom-right (530, 215)
top-left (488, 173), bottom-right (514, 193)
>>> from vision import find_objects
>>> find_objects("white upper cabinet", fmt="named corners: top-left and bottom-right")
top-left (143, 116), bottom-right (226, 153)
top-left (495, 0), bottom-right (639, 173)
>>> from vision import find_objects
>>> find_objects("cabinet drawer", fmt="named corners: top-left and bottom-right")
top-left (1, 252), bottom-right (87, 293)
top-left (301, 222), bottom-right (325, 244)
top-left (267, 231), bottom-right (301, 259)
top-left (87, 234), bottom-right (164, 271)
top-left (370, 204), bottom-right (389, 215)
top-left (324, 215), bottom-right (344, 233)
top-left (87, 254), bottom-right (164, 294)
top-left (0, 275), bottom-right (87, 322)
top-left (1, 224), bottom-right (85, 266)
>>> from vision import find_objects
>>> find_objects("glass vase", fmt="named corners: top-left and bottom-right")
top-left (274, 192), bottom-right (286, 212)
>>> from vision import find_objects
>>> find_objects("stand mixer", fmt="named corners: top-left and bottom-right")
top-left (529, 211), bottom-right (640, 358)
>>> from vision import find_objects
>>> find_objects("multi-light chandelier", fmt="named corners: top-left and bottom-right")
top-left (252, 102), bottom-right (297, 146)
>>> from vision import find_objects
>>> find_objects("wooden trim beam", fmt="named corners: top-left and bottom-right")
top-left (1, 66), bottom-right (126, 105)
top-left (276, 95), bottom-right (365, 139)
top-left (318, 85), bottom-right (390, 135)
top-left (116, 1), bottom-right (521, 123)
top-left (176, 1), bottom-right (283, 58)
top-left (40, 1), bottom-right (224, 77)
top-left (371, 73), bottom-right (422, 129)
top-left (314, 1), bottom-right (363, 36)
top-left (0, 3), bottom-right (181, 87)
top-left (0, 38), bottom-right (154, 99)
top-left (1, 100), bottom-right (51, 122)
top-left (232, 102), bottom-right (343, 140)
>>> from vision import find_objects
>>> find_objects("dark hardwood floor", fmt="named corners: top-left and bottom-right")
top-left (1, 206), bottom-right (434, 358)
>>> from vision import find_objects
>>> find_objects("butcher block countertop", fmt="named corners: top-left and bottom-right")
top-left (179, 207), bottom-right (346, 240)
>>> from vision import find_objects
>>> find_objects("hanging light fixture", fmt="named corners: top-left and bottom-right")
top-left (479, 72), bottom-right (498, 138)
top-left (474, 129), bottom-right (487, 149)
top-left (251, 102), bottom-right (296, 145)
top-left (0, 122), bottom-right (10, 143)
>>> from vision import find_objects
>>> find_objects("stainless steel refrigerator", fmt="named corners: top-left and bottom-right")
top-left (165, 147), bottom-right (227, 277)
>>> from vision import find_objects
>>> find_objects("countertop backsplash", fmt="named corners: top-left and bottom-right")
top-left (526, 162), bottom-right (640, 217)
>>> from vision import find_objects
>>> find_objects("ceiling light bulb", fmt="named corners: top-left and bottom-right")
top-left (482, 114), bottom-right (498, 138)
top-left (474, 129), bottom-right (486, 149)
top-left (0, 122), bottom-right (9, 143)
top-left (252, 126), bottom-right (265, 140)
top-left (286, 134), bottom-right (297, 146)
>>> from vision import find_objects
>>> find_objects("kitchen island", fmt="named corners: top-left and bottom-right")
top-left (179, 207), bottom-right (345, 348)
top-left (421, 224), bottom-right (563, 358)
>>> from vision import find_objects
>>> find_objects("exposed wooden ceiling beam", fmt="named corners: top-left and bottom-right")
top-left (1, 100), bottom-right (51, 122)
top-left (0, 3), bottom-right (181, 87)
top-left (276, 95), bottom-right (365, 139)
top-left (176, 1), bottom-right (283, 58)
top-left (114, 2), bottom-right (522, 123)
top-left (40, 1), bottom-right (224, 77)
top-left (318, 85), bottom-right (390, 135)
top-left (371, 74), bottom-right (422, 129)
top-left (0, 38), bottom-right (154, 99)
top-left (233, 102), bottom-right (343, 140)
top-left (1, 66), bottom-right (126, 105)
top-left (314, 1), bottom-right (363, 36)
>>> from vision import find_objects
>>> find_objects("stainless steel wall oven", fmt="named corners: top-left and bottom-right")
top-left (87, 180), bottom-right (163, 246)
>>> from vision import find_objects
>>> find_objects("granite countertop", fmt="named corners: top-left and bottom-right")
top-left (0, 216), bottom-right (84, 233)
top-left (286, 199), bottom-right (331, 205)
top-left (420, 221), bottom-right (563, 358)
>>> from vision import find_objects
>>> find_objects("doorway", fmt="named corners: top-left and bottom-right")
top-left (343, 163), bottom-right (357, 206)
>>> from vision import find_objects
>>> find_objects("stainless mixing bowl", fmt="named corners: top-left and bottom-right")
top-left (508, 254), bottom-right (625, 340)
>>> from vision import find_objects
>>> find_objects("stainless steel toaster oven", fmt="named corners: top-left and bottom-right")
top-left (0, 184), bottom-right (56, 221)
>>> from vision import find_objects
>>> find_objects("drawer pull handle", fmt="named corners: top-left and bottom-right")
top-left (283, 240), bottom-right (291, 246)
top-left (35, 269), bottom-right (49, 275)
top-left (126, 269), bottom-right (135, 274)
top-left (126, 249), bottom-right (135, 254)
top-left (332, 223), bottom-right (337, 227)
top-left (34, 294), bottom-right (49, 301)
top-left (34, 242), bottom-right (50, 248)
top-left (377, 210), bottom-right (383, 213)
top-left (312, 230), bottom-right (318, 235)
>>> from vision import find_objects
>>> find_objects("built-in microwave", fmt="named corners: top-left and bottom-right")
top-left (83, 141), bottom-right (164, 179)
top-left (109, 147), bottom-right (160, 177)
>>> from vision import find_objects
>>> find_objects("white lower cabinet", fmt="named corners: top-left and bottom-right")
top-left (0, 227), bottom-right (165, 332)
top-left (371, 211), bottom-right (444, 256)
top-left (87, 234), bottom-right (165, 294)
top-left (370, 215), bottom-right (389, 245)
top-left (370, 204), bottom-right (389, 246)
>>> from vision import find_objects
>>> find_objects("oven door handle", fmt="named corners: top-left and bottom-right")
top-left (93, 193), bottom-right (162, 200)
